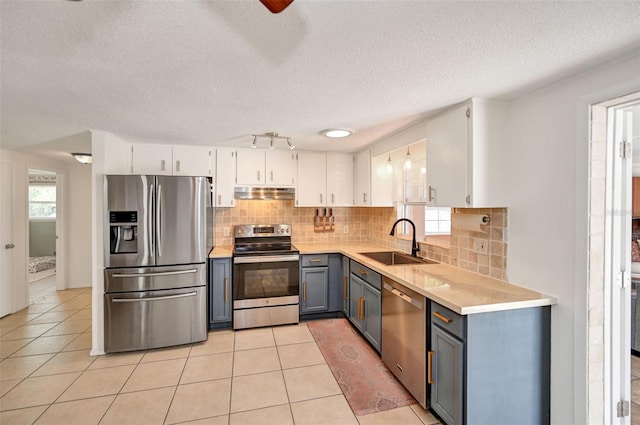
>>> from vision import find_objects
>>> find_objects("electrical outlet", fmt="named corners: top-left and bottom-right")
top-left (473, 238), bottom-right (489, 255)
top-left (343, 225), bottom-right (349, 234)
top-left (223, 227), bottom-right (230, 237)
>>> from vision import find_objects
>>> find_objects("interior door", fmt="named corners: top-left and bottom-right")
top-left (0, 161), bottom-right (14, 317)
top-left (155, 176), bottom-right (207, 266)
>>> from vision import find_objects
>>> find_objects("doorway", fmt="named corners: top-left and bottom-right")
top-left (27, 169), bottom-right (59, 302)
top-left (590, 92), bottom-right (640, 424)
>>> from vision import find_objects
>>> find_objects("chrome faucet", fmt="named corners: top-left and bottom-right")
top-left (390, 218), bottom-right (420, 257)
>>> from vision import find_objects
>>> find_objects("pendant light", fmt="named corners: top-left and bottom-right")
top-left (404, 146), bottom-right (412, 169)
top-left (386, 153), bottom-right (393, 173)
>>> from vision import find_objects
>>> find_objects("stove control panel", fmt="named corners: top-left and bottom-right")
top-left (234, 224), bottom-right (291, 238)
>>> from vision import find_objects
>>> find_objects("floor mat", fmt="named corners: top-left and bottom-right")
top-left (307, 318), bottom-right (417, 416)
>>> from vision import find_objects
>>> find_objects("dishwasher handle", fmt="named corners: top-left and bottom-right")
top-left (383, 282), bottom-right (423, 309)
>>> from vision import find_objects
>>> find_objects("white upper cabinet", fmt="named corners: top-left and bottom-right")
top-left (370, 154), bottom-right (393, 207)
top-left (131, 144), bottom-right (174, 175)
top-left (425, 98), bottom-right (509, 208)
top-left (266, 150), bottom-right (295, 186)
top-left (172, 146), bottom-right (213, 176)
top-left (326, 153), bottom-right (354, 206)
top-left (215, 148), bottom-right (236, 207)
top-left (236, 149), bottom-right (266, 185)
top-left (354, 150), bottom-right (371, 206)
top-left (236, 149), bottom-right (295, 187)
top-left (296, 152), bottom-right (327, 207)
top-left (131, 144), bottom-right (212, 176)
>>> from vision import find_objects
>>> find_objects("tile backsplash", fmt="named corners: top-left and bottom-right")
top-left (214, 201), bottom-right (508, 280)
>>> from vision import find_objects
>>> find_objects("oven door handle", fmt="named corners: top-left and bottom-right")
top-left (234, 255), bottom-right (299, 264)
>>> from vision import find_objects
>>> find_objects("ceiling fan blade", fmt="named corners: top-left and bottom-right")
top-left (259, 0), bottom-right (294, 14)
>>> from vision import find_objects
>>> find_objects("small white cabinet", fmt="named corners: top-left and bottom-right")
top-left (131, 144), bottom-right (212, 177)
top-left (354, 150), bottom-right (371, 206)
top-left (296, 152), bottom-right (354, 207)
top-left (425, 98), bottom-right (509, 208)
top-left (326, 153), bottom-right (354, 206)
top-left (215, 148), bottom-right (236, 207)
top-left (296, 152), bottom-right (327, 206)
top-left (235, 149), bottom-right (295, 187)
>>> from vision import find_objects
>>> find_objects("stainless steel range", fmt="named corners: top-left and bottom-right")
top-left (232, 224), bottom-right (300, 329)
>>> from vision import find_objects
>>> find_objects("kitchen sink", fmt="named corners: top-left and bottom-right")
top-left (358, 251), bottom-right (438, 266)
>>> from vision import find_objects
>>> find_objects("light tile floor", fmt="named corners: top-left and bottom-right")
top-left (0, 288), bottom-right (441, 425)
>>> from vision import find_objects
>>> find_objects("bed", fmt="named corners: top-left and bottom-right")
top-left (28, 256), bottom-right (56, 274)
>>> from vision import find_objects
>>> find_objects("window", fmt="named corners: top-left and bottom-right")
top-left (425, 207), bottom-right (451, 235)
top-left (29, 185), bottom-right (56, 219)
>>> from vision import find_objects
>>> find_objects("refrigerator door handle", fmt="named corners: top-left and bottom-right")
top-left (112, 291), bottom-right (197, 303)
top-left (157, 183), bottom-right (163, 258)
top-left (149, 183), bottom-right (155, 259)
top-left (112, 268), bottom-right (199, 278)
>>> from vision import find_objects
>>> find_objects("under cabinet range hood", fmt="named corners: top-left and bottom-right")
top-left (234, 187), bottom-right (295, 200)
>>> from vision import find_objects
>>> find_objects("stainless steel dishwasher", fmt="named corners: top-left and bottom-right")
top-left (381, 276), bottom-right (429, 408)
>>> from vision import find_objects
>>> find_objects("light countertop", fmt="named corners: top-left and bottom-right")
top-left (209, 242), bottom-right (556, 315)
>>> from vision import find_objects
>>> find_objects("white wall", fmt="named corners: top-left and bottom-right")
top-left (0, 148), bottom-right (93, 312)
top-left (506, 54), bottom-right (640, 424)
top-left (66, 163), bottom-right (92, 287)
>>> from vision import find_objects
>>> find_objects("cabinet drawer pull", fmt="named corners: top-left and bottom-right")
top-left (343, 277), bottom-right (348, 300)
top-left (224, 277), bottom-right (229, 303)
top-left (309, 259), bottom-right (322, 263)
top-left (357, 269), bottom-right (367, 276)
top-left (427, 351), bottom-right (435, 384)
top-left (303, 282), bottom-right (306, 301)
top-left (433, 311), bottom-right (453, 324)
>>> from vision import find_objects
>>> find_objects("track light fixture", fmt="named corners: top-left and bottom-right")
top-left (250, 132), bottom-right (294, 150)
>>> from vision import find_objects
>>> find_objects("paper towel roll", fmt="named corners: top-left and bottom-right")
top-left (455, 213), bottom-right (490, 232)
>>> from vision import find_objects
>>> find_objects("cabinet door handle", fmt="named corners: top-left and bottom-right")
top-left (257, 170), bottom-right (261, 181)
top-left (270, 170), bottom-right (273, 182)
top-left (176, 160), bottom-right (181, 172)
top-left (433, 311), bottom-right (453, 324)
top-left (363, 192), bottom-right (367, 203)
top-left (303, 282), bottom-right (306, 301)
top-left (320, 193), bottom-right (323, 204)
top-left (428, 185), bottom-right (435, 202)
top-left (218, 194), bottom-right (222, 205)
top-left (427, 351), bottom-right (435, 384)
top-left (343, 276), bottom-right (348, 300)
top-left (331, 193), bottom-right (335, 204)
top-left (161, 159), bottom-right (166, 172)
top-left (357, 297), bottom-right (362, 319)
top-left (360, 298), bottom-right (366, 320)
top-left (224, 277), bottom-right (229, 303)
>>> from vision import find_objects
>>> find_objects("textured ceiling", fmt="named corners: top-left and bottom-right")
top-left (2, 0), bottom-right (640, 155)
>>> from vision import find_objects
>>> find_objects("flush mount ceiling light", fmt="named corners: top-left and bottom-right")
top-left (251, 132), bottom-right (295, 150)
top-left (71, 152), bottom-right (92, 164)
top-left (320, 128), bottom-right (353, 138)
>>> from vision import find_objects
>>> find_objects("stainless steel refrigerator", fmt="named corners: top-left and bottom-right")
top-left (103, 175), bottom-right (213, 353)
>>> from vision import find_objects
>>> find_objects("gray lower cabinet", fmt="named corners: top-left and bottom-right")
top-left (300, 255), bottom-right (329, 314)
top-left (431, 323), bottom-right (464, 425)
top-left (208, 258), bottom-right (232, 328)
top-left (348, 259), bottom-right (381, 352)
top-left (342, 256), bottom-right (349, 316)
top-left (430, 301), bottom-right (551, 425)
